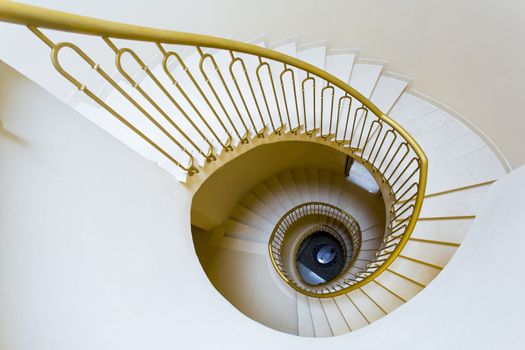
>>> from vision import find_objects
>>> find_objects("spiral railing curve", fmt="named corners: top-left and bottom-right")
top-left (0, 1), bottom-right (428, 297)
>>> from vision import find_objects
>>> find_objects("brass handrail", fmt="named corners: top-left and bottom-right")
top-left (0, 1), bottom-right (428, 297)
top-left (0, 2), bottom-right (426, 156)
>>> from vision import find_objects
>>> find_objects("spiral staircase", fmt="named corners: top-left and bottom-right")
top-left (195, 159), bottom-right (498, 336)
top-left (0, 1), bottom-right (522, 349)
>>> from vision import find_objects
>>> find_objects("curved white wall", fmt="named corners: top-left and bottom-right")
top-left (1, 0), bottom-right (524, 168)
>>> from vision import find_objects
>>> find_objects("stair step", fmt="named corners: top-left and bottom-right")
top-left (410, 217), bottom-right (474, 244)
top-left (224, 219), bottom-right (269, 243)
top-left (308, 297), bottom-right (333, 337)
top-left (336, 181), bottom-right (385, 230)
top-left (328, 171), bottom-right (344, 204)
top-left (348, 61), bottom-right (384, 98)
top-left (231, 205), bottom-right (274, 233)
top-left (216, 236), bottom-right (267, 255)
top-left (241, 193), bottom-right (280, 224)
top-left (390, 93), bottom-right (506, 193)
top-left (374, 269), bottom-right (424, 301)
top-left (320, 298), bottom-right (351, 335)
top-left (305, 168), bottom-right (320, 202)
top-left (266, 176), bottom-right (294, 211)
top-left (297, 293), bottom-right (315, 337)
top-left (401, 240), bottom-right (458, 268)
top-left (360, 238), bottom-right (383, 251)
top-left (252, 183), bottom-right (287, 218)
top-left (388, 257), bottom-right (440, 286)
top-left (317, 168), bottom-right (332, 203)
top-left (419, 183), bottom-right (491, 217)
top-left (277, 170), bottom-right (302, 206)
top-left (291, 168), bottom-right (311, 203)
top-left (334, 295), bottom-right (368, 331)
top-left (370, 74), bottom-right (409, 114)
top-left (270, 40), bottom-right (297, 57)
top-left (347, 289), bottom-right (386, 323)
top-left (361, 282), bottom-right (404, 313)
top-left (297, 45), bottom-right (327, 70)
top-left (426, 147), bottom-right (506, 194)
top-left (325, 51), bottom-right (356, 84)
top-left (361, 223), bottom-right (385, 241)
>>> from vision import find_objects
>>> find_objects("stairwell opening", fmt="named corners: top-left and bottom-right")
top-left (296, 230), bottom-right (346, 285)
top-left (190, 141), bottom-right (386, 336)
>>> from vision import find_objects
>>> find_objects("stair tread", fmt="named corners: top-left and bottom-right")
top-left (325, 53), bottom-right (356, 84)
top-left (361, 282), bottom-right (404, 313)
top-left (390, 93), bottom-right (506, 193)
top-left (347, 289), bottom-right (386, 323)
top-left (297, 293), bottom-right (315, 337)
top-left (277, 170), bottom-right (302, 206)
top-left (328, 172), bottom-right (344, 204)
top-left (370, 74), bottom-right (408, 114)
top-left (317, 168), bottom-right (332, 203)
top-left (291, 168), bottom-right (311, 203)
top-left (349, 62), bottom-right (383, 98)
top-left (224, 218), bottom-right (269, 243)
top-left (410, 218), bottom-right (473, 243)
top-left (266, 176), bottom-right (294, 211)
top-left (419, 184), bottom-right (491, 217)
top-left (388, 258), bottom-right (440, 286)
top-left (252, 183), bottom-right (287, 217)
top-left (305, 168), bottom-right (320, 202)
top-left (241, 192), bottom-right (280, 223)
top-left (374, 269), bottom-right (424, 302)
top-left (308, 297), bottom-right (333, 337)
top-left (271, 41), bottom-right (297, 57)
top-left (320, 298), bottom-right (351, 335)
top-left (401, 240), bottom-right (458, 268)
top-left (333, 294), bottom-right (368, 331)
top-left (231, 204), bottom-right (274, 233)
top-left (297, 45), bottom-right (327, 70)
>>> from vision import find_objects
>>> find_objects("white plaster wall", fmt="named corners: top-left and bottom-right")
top-left (205, 247), bottom-right (299, 335)
top-left (1, 0), bottom-right (524, 168)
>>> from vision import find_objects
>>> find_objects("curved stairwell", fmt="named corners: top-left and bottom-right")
top-left (194, 163), bottom-right (499, 336)
top-left (196, 166), bottom-right (386, 335)
top-left (0, 2), bottom-right (512, 346)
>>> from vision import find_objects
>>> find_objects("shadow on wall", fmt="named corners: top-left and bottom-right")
top-left (0, 63), bottom-right (29, 146)
top-left (191, 141), bottom-right (347, 230)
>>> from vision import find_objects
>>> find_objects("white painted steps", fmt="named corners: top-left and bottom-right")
top-left (224, 167), bottom-right (385, 243)
top-left (349, 60), bottom-right (384, 99)
top-left (308, 297), bottom-right (332, 337)
top-left (324, 49), bottom-right (357, 84)
top-left (70, 34), bottom-right (508, 193)
top-left (297, 293), bottom-right (315, 337)
top-left (72, 36), bottom-right (419, 183)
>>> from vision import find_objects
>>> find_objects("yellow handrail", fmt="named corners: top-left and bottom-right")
top-left (0, 2), bottom-right (419, 152)
top-left (0, 0), bottom-right (428, 297)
